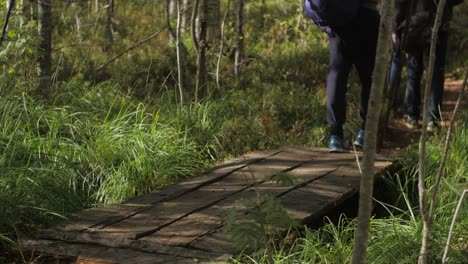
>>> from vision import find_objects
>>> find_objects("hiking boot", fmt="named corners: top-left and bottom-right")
top-left (404, 115), bottom-right (418, 129)
top-left (329, 135), bottom-right (348, 153)
top-left (353, 130), bottom-right (365, 148)
top-left (427, 120), bottom-right (440, 132)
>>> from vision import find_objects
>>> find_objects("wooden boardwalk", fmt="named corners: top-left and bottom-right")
top-left (25, 146), bottom-right (395, 264)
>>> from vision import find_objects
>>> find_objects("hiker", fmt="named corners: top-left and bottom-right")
top-left (392, 0), bottom-right (464, 131)
top-left (304, 0), bottom-right (380, 152)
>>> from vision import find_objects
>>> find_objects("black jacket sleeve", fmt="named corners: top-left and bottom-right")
top-left (394, 0), bottom-right (410, 35)
top-left (447, 0), bottom-right (464, 6)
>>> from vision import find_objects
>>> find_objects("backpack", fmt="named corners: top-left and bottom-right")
top-left (399, 0), bottom-right (437, 53)
top-left (303, 0), bottom-right (360, 35)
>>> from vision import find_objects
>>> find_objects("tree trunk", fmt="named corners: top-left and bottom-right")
top-left (176, 0), bottom-right (184, 105)
top-left (106, 0), bottom-right (114, 42)
top-left (192, 0), bottom-right (208, 102)
top-left (166, 0), bottom-right (176, 42)
top-left (167, 0), bottom-right (189, 91)
top-left (351, 1), bottom-right (394, 263)
top-left (183, 0), bottom-right (191, 31)
top-left (418, 1), bottom-right (448, 263)
top-left (234, 0), bottom-right (244, 79)
top-left (195, 18), bottom-right (207, 102)
top-left (259, 0), bottom-right (266, 28)
top-left (216, 0), bottom-right (230, 91)
top-left (168, 0), bottom-right (176, 20)
top-left (1, 0), bottom-right (16, 46)
top-left (37, 0), bottom-right (52, 97)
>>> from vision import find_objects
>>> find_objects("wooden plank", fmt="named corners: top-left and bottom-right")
top-left (139, 165), bottom-right (338, 247)
top-left (53, 149), bottom-right (283, 233)
top-left (187, 153), bottom-right (394, 253)
top-left (83, 150), bottom-right (316, 238)
top-left (33, 231), bottom-right (230, 261)
top-left (84, 149), bottom-right (284, 230)
top-left (25, 239), bottom-right (201, 264)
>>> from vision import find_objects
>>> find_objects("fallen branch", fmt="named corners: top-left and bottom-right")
top-left (96, 27), bottom-right (167, 72)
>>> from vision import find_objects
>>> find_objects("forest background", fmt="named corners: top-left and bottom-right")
top-left (0, 0), bottom-right (467, 263)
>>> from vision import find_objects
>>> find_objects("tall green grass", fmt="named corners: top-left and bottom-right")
top-left (0, 82), bottom-right (207, 235)
top-left (0, 77), bottom-right (331, 238)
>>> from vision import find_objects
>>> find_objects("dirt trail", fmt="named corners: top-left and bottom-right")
top-left (380, 78), bottom-right (466, 156)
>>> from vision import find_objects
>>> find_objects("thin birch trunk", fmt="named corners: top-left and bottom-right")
top-left (183, 0), bottom-right (191, 31)
top-left (37, 0), bottom-right (52, 97)
top-left (192, 0), bottom-right (207, 102)
top-left (234, 0), bottom-right (244, 79)
top-left (351, 1), bottom-right (393, 263)
top-left (216, 0), bottom-right (230, 90)
top-left (168, 0), bottom-right (176, 20)
top-left (176, 0), bottom-right (184, 105)
top-left (106, 0), bottom-right (114, 42)
top-left (166, 0), bottom-right (176, 42)
top-left (418, 1), bottom-right (448, 263)
top-left (75, 11), bottom-right (82, 43)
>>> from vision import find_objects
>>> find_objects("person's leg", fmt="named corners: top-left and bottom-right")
top-left (404, 51), bottom-right (424, 120)
top-left (429, 30), bottom-right (448, 122)
top-left (326, 34), bottom-right (352, 138)
top-left (390, 37), bottom-right (405, 112)
top-left (390, 39), bottom-right (404, 90)
top-left (352, 7), bottom-right (379, 130)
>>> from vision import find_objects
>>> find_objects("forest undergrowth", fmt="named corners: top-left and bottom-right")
top-left (0, 1), bottom-right (467, 263)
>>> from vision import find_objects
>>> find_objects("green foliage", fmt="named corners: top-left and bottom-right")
top-left (0, 81), bottom-right (208, 235)
top-left (263, 172), bottom-right (297, 187)
top-left (224, 170), bottom-right (298, 262)
top-left (225, 194), bottom-right (299, 251)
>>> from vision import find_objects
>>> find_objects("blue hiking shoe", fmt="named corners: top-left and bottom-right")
top-left (329, 135), bottom-right (348, 153)
top-left (404, 115), bottom-right (418, 129)
top-left (427, 120), bottom-right (440, 132)
top-left (353, 130), bottom-right (365, 148)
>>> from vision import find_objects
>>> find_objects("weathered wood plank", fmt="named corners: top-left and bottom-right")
top-left (54, 149), bottom-right (283, 233)
top-left (25, 239), bottom-right (205, 264)
top-left (187, 153), bottom-right (393, 253)
top-left (83, 150), bottom-right (318, 238)
top-left (139, 166), bottom-right (337, 247)
top-left (33, 231), bottom-right (230, 261)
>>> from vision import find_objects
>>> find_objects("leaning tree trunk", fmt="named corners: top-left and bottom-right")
top-left (351, 1), bottom-right (394, 263)
top-left (234, 0), bottom-right (244, 79)
top-left (37, 0), bottom-right (52, 97)
top-left (418, 0), bottom-right (448, 263)
top-left (1, 0), bottom-right (16, 46)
